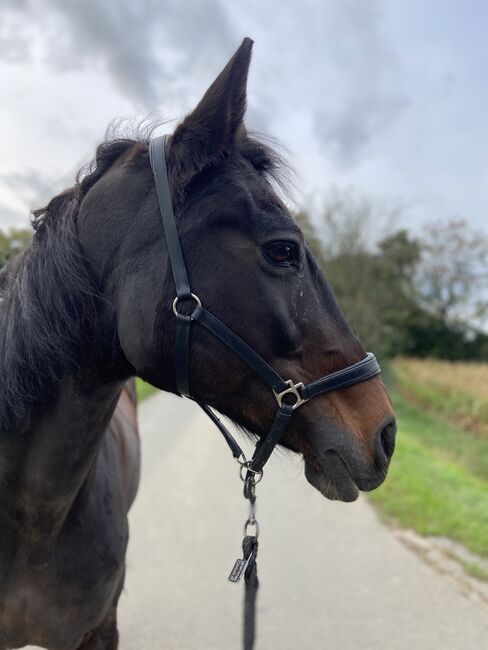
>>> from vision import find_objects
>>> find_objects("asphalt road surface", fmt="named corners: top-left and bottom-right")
top-left (28, 392), bottom-right (488, 649)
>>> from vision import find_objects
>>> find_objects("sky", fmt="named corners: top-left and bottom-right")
top-left (0, 0), bottom-right (487, 236)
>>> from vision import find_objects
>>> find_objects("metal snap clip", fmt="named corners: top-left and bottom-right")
top-left (244, 517), bottom-right (260, 539)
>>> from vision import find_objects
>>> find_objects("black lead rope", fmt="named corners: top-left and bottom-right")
top-left (242, 535), bottom-right (259, 650)
top-left (149, 135), bottom-right (382, 650)
top-left (228, 456), bottom-right (264, 650)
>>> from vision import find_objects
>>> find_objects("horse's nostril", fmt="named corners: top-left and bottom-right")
top-left (378, 417), bottom-right (397, 461)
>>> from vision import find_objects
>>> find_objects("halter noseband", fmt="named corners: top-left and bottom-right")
top-left (149, 134), bottom-right (381, 475)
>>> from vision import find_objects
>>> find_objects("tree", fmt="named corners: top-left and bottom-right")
top-left (295, 209), bottom-right (325, 266)
top-left (0, 228), bottom-right (31, 269)
top-left (416, 219), bottom-right (488, 331)
top-left (294, 195), bottom-right (488, 360)
top-left (297, 191), bottom-right (422, 356)
top-left (376, 230), bottom-right (422, 354)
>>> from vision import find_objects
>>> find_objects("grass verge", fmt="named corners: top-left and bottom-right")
top-left (392, 357), bottom-right (488, 437)
top-left (368, 391), bottom-right (488, 558)
top-left (461, 560), bottom-right (488, 582)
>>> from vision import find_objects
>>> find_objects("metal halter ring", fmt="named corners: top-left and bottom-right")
top-left (239, 464), bottom-right (263, 484)
top-left (237, 452), bottom-right (249, 468)
top-left (274, 380), bottom-right (307, 410)
top-left (172, 293), bottom-right (202, 318)
top-left (244, 517), bottom-right (260, 539)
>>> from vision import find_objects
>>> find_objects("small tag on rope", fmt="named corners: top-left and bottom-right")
top-left (228, 552), bottom-right (253, 583)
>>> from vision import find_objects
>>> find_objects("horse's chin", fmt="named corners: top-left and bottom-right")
top-left (304, 453), bottom-right (359, 502)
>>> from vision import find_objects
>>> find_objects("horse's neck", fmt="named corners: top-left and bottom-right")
top-left (0, 259), bottom-right (126, 534)
top-left (0, 367), bottom-right (125, 535)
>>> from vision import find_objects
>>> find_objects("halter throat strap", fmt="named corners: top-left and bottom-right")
top-left (149, 135), bottom-right (381, 472)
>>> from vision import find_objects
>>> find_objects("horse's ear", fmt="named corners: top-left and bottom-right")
top-left (169, 38), bottom-right (253, 184)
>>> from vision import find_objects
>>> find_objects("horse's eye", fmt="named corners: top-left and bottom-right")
top-left (263, 241), bottom-right (299, 268)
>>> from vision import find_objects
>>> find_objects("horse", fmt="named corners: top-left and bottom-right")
top-left (0, 38), bottom-right (396, 649)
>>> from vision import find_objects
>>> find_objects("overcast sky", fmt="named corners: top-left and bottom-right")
top-left (1, 0), bottom-right (487, 236)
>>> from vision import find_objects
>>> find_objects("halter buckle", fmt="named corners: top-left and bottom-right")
top-left (274, 380), bottom-right (307, 410)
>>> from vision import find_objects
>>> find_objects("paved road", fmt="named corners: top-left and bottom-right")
top-left (115, 392), bottom-right (487, 650)
top-left (26, 391), bottom-right (488, 649)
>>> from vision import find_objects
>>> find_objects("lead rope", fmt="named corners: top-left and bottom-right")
top-left (242, 521), bottom-right (259, 650)
top-left (204, 408), bottom-right (262, 649)
top-left (229, 468), bottom-right (260, 650)
top-left (227, 402), bottom-right (294, 649)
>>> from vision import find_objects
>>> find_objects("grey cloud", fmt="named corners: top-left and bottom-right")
top-left (0, 201), bottom-right (29, 229)
top-left (226, 0), bottom-right (409, 168)
top-left (0, 168), bottom-right (71, 210)
top-left (0, 0), bottom-right (33, 63)
top-left (316, 94), bottom-right (409, 167)
top-left (245, 104), bottom-right (270, 134)
top-left (43, 116), bottom-right (98, 144)
top-left (312, 1), bottom-right (409, 166)
top-left (45, 0), bottom-right (168, 107)
top-left (0, 29), bottom-right (31, 64)
top-left (0, 0), bottom-right (409, 168)
top-left (0, 0), bottom-right (237, 109)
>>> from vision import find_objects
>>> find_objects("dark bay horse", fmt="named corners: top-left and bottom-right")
top-left (0, 38), bottom-right (395, 649)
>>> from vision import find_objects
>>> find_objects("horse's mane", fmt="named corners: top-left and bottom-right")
top-left (0, 120), bottom-right (157, 431)
top-left (0, 117), bottom-right (289, 432)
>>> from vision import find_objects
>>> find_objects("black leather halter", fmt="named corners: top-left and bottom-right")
top-left (149, 135), bottom-right (381, 475)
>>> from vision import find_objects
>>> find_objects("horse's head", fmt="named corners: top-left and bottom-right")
top-left (78, 38), bottom-right (395, 502)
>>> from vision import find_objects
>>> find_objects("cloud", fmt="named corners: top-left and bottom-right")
top-left (316, 93), bottom-right (409, 167)
top-left (311, 1), bottom-right (409, 166)
top-left (0, 0), bottom-right (237, 109)
top-left (0, 0), bottom-right (408, 158)
top-left (0, 201), bottom-right (29, 229)
top-left (1, 0), bottom-right (484, 238)
top-left (224, 1), bottom-right (409, 168)
top-left (0, 0), bottom-right (33, 63)
top-left (0, 168), bottom-right (71, 211)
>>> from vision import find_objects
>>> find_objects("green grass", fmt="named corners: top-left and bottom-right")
top-left (461, 560), bottom-right (488, 582)
top-left (392, 358), bottom-right (488, 437)
top-left (368, 392), bottom-right (488, 557)
top-left (135, 378), bottom-right (158, 401)
top-left (391, 394), bottom-right (488, 481)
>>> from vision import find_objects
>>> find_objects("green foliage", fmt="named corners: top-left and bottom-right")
top-left (368, 392), bottom-right (488, 557)
top-left (461, 560), bottom-right (488, 581)
top-left (404, 314), bottom-right (488, 360)
top-left (415, 219), bottom-right (488, 329)
top-left (297, 198), bottom-right (423, 357)
top-left (297, 193), bottom-right (488, 361)
top-left (295, 210), bottom-right (324, 263)
top-left (0, 228), bottom-right (32, 268)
